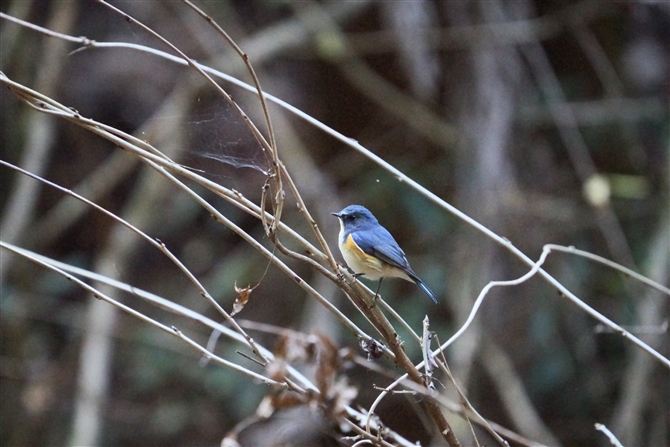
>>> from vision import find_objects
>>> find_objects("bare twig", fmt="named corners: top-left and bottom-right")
top-left (1, 159), bottom-right (268, 363)
top-left (594, 423), bottom-right (624, 447)
top-left (0, 2), bottom-right (76, 279)
top-left (542, 244), bottom-right (669, 296)
top-left (1, 242), bottom-right (282, 386)
top-left (1, 242), bottom-right (320, 393)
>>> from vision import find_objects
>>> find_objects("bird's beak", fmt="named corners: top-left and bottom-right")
top-left (331, 212), bottom-right (341, 218)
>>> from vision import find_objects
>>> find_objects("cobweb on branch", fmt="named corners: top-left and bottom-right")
top-left (185, 97), bottom-right (270, 177)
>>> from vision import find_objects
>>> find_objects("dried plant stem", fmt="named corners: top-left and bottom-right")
top-left (1, 159), bottom-right (268, 362)
top-left (94, 0), bottom-right (285, 236)
top-left (367, 242), bottom-right (669, 443)
top-left (542, 244), bottom-right (669, 295)
top-left (1, 242), bottom-right (281, 386)
top-left (2, 242), bottom-right (321, 393)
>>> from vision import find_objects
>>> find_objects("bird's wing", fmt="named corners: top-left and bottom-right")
top-left (352, 229), bottom-right (411, 271)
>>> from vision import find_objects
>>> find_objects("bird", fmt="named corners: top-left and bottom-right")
top-left (332, 205), bottom-right (438, 304)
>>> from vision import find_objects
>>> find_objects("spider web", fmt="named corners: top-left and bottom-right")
top-left (185, 98), bottom-right (270, 177)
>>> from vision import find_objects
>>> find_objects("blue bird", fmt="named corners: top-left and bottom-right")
top-left (332, 205), bottom-right (438, 304)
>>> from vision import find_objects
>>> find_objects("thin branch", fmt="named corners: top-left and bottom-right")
top-left (0, 2), bottom-right (76, 279)
top-left (180, 0), bottom-right (277, 159)
top-left (1, 242), bottom-right (282, 387)
top-left (594, 423), bottom-right (624, 447)
top-left (366, 242), bottom-right (670, 440)
top-left (145, 160), bottom-right (380, 348)
top-left (94, 1), bottom-right (272, 156)
top-left (0, 152), bottom-right (376, 359)
top-left (543, 244), bottom-right (669, 296)
top-left (1, 159), bottom-right (270, 362)
top-left (2, 242), bottom-right (320, 393)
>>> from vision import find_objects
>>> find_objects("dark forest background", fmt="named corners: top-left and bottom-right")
top-left (1, 1), bottom-right (668, 446)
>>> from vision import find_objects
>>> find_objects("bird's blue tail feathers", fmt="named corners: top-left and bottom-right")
top-left (414, 278), bottom-right (438, 304)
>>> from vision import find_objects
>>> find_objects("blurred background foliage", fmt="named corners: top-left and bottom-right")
top-left (1, 1), bottom-right (668, 446)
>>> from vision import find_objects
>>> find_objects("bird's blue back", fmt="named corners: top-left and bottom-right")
top-left (340, 206), bottom-right (412, 272)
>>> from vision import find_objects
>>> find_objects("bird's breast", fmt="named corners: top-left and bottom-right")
top-left (341, 233), bottom-right (384, 279)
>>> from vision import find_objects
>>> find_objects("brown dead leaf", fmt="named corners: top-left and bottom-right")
top-left (325, 377), bottom-right (358, 417)
top-left (360, 338), bottom-right (385, 360)
top-left (273, 334), bottom-right (317, 364)
top-left (256, 392), bottom-right (304, 420)
top-left (231, 283), bottom-right (252, 316)
top-left (266, 358), bottom-right (287, 383)
top-left (315, 334), bottom-right (339, 398)
top-left (261, 333), bottom-right (358, 422)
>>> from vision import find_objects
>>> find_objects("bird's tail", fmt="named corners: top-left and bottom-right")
top-left (413, 277), bottom-right (438, 304)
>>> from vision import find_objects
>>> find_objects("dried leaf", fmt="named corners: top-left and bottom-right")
top-left (231, 283), bottom-right (252, 316)
top-left (255, 392), bottom-right (304, 420)
top-left (315, 334), bottom-right (339, 397)
top-left (273, 334), bottom-right (317, 364)
top-left (326, 378), bottom-right (358, 417)
top-left (271, 392), bottom-right (304, 410)
top-left (360, 338), bottom-right (385, 360)
top-left (266, 359), bottom-right (287, 382)
top-left (262, 333), bottom-right (358, 421)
